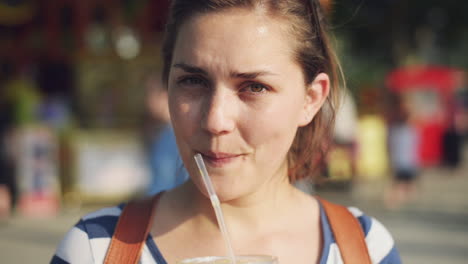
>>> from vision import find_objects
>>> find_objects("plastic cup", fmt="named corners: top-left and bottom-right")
top-left (177, 255), bottom-right (278, 264)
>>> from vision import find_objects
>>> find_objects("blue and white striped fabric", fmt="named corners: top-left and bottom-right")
top-left (51, 201), bottom-right (401, 264)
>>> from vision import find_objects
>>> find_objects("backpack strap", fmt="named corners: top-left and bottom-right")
top-left (104, 193), bottom-right (161, 264)
top-left (318, 197), bottom-right (372, 264)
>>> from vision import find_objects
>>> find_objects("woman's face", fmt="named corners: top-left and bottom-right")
top-left (168, 9), bottom-right (328, 200)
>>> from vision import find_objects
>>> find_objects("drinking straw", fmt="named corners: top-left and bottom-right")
top-left (194, 153), bottom-right (236, 263)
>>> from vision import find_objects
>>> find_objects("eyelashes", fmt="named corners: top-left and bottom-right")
top-left (240, 82), bottom-right (269, 94)
top-left (177, 76), bottom-right (208, 87)
top-left (176, 75), bottom-right (271, 95)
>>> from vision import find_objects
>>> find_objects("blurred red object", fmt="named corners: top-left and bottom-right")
top-left (385, 65), bottom-right (463, 167)
top-left (417, 121), bottom-right (444, 167)
top-left (386, 66), bottom-right (460, 96)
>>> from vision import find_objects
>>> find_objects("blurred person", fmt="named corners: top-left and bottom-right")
top-left (334, 90), bottom-right (358, 147)
top-left (356, 89), bottom-right (389, 180)
top-left (385, 95), bottom-right (420, 209)
top-left (454, 88), bottom-right (468, 139)
top-left (0, 67), bottom-right (40, 219)
top-left (327, 88), bottom-right (358, 183)
top-left (143, 71), bottom-right (189, 196)
top-left (356, 114), bottom-right (389, 180)
top-left (453, 72), bottom-right (468, 139)
top-left (4, 68), bottom-right (64, 217)
top-left (52, 1), bottom-right (401, 263)
top-left (0, 90), bottom-right (16, 220)
top-left (442, 75), bottom-right (468, 172)
top-left (441, 108), bottom-right (462, 173)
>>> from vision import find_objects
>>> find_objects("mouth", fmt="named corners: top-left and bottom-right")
top-left (198, 151), bottom-right (244, 167)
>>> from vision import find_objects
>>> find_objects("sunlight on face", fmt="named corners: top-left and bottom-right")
top-left (168, 9), bottom-right (315, 200)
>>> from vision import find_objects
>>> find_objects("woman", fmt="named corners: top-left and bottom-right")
top-left (52, 1), bottom-right (401, 263)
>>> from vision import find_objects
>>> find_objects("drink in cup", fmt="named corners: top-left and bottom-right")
top-left (178, 255), bottom-right (279, 264)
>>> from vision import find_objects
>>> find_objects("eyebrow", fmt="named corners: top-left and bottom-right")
top-left (231, 71), bottom-right (276, 79)
top-left (173, 63), bottom-right (208, 75)
top-left (173, 62), bottom-right (277, 79)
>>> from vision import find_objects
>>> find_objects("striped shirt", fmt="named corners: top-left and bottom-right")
top-left (51, 201), bottom-right (401, 264)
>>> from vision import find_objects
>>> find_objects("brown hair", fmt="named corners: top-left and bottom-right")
top-left (162, 0), bottom-right (342, 182)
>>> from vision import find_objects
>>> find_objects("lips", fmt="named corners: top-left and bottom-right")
top-left (198, 151), bottom-right (243, 167)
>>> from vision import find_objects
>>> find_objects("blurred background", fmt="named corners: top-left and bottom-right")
top-left (0, 0), bottom-right (467, 263)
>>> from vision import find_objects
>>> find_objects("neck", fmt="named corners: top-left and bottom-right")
top-left (172, 168), bottom-right (305, 234)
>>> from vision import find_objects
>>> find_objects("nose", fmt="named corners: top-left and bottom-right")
top-left (201, 90), bottom-right (236, 135)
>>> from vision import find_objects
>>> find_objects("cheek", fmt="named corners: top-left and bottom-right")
top-left (243, 99), bottom-right (301, 157)
top-left (168, 96), bottom-right (199, 167)
top-left (168, 96), bottom-right (201, 158)
top-left (170, 102), bottom-right (190, 123)
top-left (169, 93), bottom-right (197, 130)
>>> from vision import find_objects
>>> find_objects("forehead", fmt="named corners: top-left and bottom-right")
top-left (172, 9), bottom-right (297, 71)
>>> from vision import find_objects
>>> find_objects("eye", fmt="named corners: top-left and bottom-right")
top-left (177, 76), bottom-right (207, 87)
top-left (242, 82), bottom-right (269, 94)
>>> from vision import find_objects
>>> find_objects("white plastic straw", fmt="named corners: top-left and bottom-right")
top-left (194, 153), bottom-right (236, 263)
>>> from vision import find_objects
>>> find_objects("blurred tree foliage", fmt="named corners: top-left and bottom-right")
top-left (330, 0), bottom-right (468, 88)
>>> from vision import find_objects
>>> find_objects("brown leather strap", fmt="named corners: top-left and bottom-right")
top-left (318, 197), bottom-right (372, 264)
top-left (104, 194), bottom-right (161, 264)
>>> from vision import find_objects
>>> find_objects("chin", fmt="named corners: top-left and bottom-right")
top-left (191, 178), bottom-right (247, 202)
top-left (213, 189), bottom-right (240, 202)
top-left (213, 183), bottom-right (257, 202)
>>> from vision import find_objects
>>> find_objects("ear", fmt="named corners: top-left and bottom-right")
top-left (298, 73), bottom-right (330, 127)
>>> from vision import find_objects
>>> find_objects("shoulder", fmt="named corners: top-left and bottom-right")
top-left (346, 207), bottom-right (401, 264)
top-left (319, 203), bottom-right (401, 264)
top-left (51, 204), bottom-right (125, 264)
top-left (79, 204), bottom-right (125, 238)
